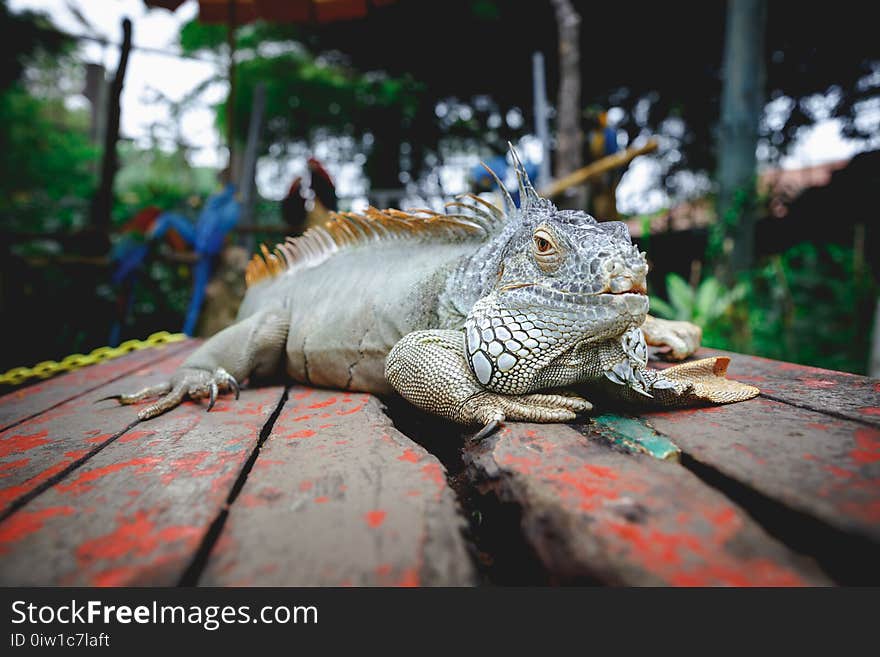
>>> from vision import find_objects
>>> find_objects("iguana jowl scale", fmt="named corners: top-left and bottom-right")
top-left (111, 146), bottom-right (758, 437)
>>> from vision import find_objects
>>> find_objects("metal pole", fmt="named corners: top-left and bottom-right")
top-left (226, 0), bottom-right (237, 179)
top-left (238, 83), bottom-right (267, 253)
top-left (532, 51), bottom-right (552, 189)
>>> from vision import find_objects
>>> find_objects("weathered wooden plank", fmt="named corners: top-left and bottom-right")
top-left (0, 344), bottom-right (197, 518)
top-left (0, 383), bottom-right (285, 586)
top-left (640, 396), bottom-right (880, 542)
top-left (200, 386), bottom-right (475, 586)
top-left (682, 348), bottom-right (879, 427)
top-left (464, 422), bottom-right (831, 586)
top-left (0, 341), bottom-right (192, 433)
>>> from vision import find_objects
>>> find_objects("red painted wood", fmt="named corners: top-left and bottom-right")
top-left (666, 348), bottom-right (879, 427)
top-left (200, 386), bottom-right (474, 586)
top-left (1, 334), bottom-right (870, 587)
top-left (641, 396), bottom-right (880, 542)
top-left (0, 342), bottom-right (192, 433)
top-left (0, 383), bottom-right (285, 586)
top-left (0, 344), bottom-right (197, 517)
top-left (464, 422), bottom-right (831, 586)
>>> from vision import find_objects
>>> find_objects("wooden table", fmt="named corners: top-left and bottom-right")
top-left (0, 340), bottom-right (877, 586)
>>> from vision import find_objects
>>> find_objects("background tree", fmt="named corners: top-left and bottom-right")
top-left (717, 0), bottom-right (767, 277)
top-left (550, 0), bottom-right (585, 209)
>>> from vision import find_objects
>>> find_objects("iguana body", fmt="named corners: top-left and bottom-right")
top-left (114, 147), bottom-right (758, 433)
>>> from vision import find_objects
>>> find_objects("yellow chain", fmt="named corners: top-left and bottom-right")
top-left (0, 331), bottom-right (187, 387)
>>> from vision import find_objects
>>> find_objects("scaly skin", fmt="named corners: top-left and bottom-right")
top-left (112, 145), bottom-right (757, 431)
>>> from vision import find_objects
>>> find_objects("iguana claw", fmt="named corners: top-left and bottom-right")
top-left (207, 381), bottom-right (219, 412)
top-left (105, 367), bottom-right (241, 420)
top-left (471, 418), bottom-right (501, 443)
top-left (95, 382), bottom-right (171, 405)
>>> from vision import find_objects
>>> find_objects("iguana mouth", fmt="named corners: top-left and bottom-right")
top-left (499, 282), bottom-right (647, 296)
top-left (498, 282), bottom-right (539, 292)
top-left (605, 284), bottom-right (647, 296)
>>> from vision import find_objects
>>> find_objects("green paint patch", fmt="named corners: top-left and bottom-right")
top-left (591, 415), bottom-right (681, 461)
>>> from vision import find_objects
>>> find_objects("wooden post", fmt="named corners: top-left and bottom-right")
top-left (226, 0), bottom-right (237, 180)
top-left (717, 0), bottom-right (767, 276)
top-left (89, 18), bottom-right (132, 242)
top-left (550, 0), bottom-right (585, 209)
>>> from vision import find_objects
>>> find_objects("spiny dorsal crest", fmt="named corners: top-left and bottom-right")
top-left (245, 199), bottom-right (504, 287)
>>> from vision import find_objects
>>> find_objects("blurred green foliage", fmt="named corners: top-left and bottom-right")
top-left (651, 243), bottom-right (877, 374)
top-left (0, 85), bottom-right (96, 232)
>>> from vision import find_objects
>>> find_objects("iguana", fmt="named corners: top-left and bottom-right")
top-left (110, 146), bottom-right (758, 439)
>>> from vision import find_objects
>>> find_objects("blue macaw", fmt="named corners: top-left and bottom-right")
top-left (167, 183), bottom-right (241, 336)
top-left (589, 111), bottom-right (620, 160)
top-left (110, 184), bottom-right (241, 342)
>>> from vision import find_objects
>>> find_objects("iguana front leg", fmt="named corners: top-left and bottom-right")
top-left (385, 330), bottom-right (593, 436)
top-left (108, 306), bottom-right (290, 420)
top-left (641, 314), bottom-right (702, 361)
top-left (596, 330), bottom-right (759, 406)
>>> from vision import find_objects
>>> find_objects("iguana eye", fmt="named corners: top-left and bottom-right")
top-left (532, 227), bottom-right (560, 272)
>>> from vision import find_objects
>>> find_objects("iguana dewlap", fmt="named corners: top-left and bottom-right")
top-left (112, 146), bottom-right (758, 435)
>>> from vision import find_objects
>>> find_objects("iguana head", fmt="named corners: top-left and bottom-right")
top-left (461, 146), bottom-right (649, 394)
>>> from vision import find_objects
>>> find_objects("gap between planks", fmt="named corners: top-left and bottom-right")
top-left (177, 387), bottom-right (289, 586)
top-left (0, 418), bottom-right (140, 525)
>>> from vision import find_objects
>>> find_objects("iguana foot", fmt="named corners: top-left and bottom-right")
top-left (105, 367), bottom-right (240, 420)
top-left (651, 356), bottom-right (758, 405)
top-left (641, 315), bottom-right (702, 361)
top-left (460, 390), bottom-right (593, 429)
top-left (468, 391), bottom-right (594, 442)
top-left (387, 329), bottom-right (594, 435)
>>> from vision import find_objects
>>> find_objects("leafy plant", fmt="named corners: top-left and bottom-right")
top-left (652, 243), bottom-right (878, 375)
top-left (736, 242), bottom-right (877, 374)
top-left (650, 273), bottom-right (745, 327)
